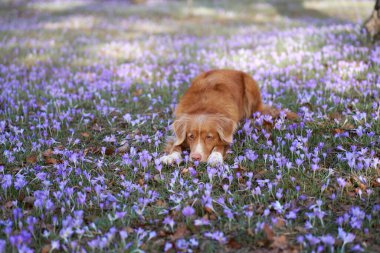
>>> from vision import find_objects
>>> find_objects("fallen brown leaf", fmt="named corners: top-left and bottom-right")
top-left (226, 238), bottom-right (242, 249)
top-left (158, 230), bottom-right (166, 237)
top-left (204, 206), bottom-right (213, 214)
top-left (209, 214), bottom-right (217, 220)
top-left (263, 224), bottom-right (274, 241)
top-left (254, 170), bottom-right (267, 179)
top-left (45, 157), bottom-right (58, 165)
top-left (92, 124), bottom-right (102, 132)
top-left (118, 143), bottom-right (129, 153)
top-left (274, 218), bottom-right (286, 228)
top-left (181, 168), bottom-right (189, 175)
top-left (247, 228), bottom-right (255, 236)
top-left (81, 132), bottom-right (90, 138)
top-left (41, 244), bottom-right (51, 253)
top-left (155, 199), bottom-right (167, 207)
top-left (271, 235), bottom-right (288, 249)
top-left (26, 155), bottom-right (37, 164)
top-left (263, 121), bottom-right (274, 132)
top-left (170, 224), bottom-right (189, 241)
top-left (342, 123), bottom-right (355, 130)
top-left (295, 226), bottom-right (306, 233)
top-left (138, 178), bottom-right (145, 186)
top-left (105, 147), bottom-right (115, 156)
top-left (23, 196), bottom-right (35, 208)
top-left (5, 201), bottom-right (13, 209)
top-left (329, 112), bottom-right (344, 121)
top-left (333, 128), bottom-right (345, 134)
top-left (133, 89), bottom-right (143, 96)
top-left (42, 149), bottom-right (53, 157)
top-left (300, 102), bottom-right (313, 111)
top-left (126, 227), bottom-right (134, 233)
top-left (372, 178), bottom-right (380, 188)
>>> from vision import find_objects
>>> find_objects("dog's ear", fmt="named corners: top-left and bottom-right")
top-left (215, 117), bottom-right (237, 144)
top-left (172, 116), bottom-right (189, 146)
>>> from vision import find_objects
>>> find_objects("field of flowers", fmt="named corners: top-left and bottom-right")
top-left (0, 0), bottom-right (379, 252)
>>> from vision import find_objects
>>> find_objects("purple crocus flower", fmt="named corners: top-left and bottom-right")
top-left (320, 234), bottom-right (335, 245)
top-left (204, 231), bottom-right (227, 244)
top-left (1, 175), bottom-right (12, 190)
top-left (338, 227), bottom-right (355, 249)
top-left (0, 240), bottom-right (5, 253)
top-left (337, 177), bottom-right (347, 188)
top-left (182, 206), bottom-right (195, 217)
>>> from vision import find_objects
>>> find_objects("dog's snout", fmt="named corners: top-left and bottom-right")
top-left (191, 153), bottom-right (202, 161)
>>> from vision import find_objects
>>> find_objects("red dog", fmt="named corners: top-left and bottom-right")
top-left (160, 69), bottom-right (297, 166)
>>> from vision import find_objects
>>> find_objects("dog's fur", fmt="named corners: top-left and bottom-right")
top-left (160, 69), bottom-right (297, 165)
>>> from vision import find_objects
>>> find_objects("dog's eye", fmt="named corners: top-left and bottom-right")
top-left (206, 135), bottom-right (213, 140)
top-left (188, 134), bottom-right (194, 140)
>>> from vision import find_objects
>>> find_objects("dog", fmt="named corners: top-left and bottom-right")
top-left (160, 69), bottom-right (297, 166)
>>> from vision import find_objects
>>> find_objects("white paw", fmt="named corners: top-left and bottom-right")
top-left (160, 152), bottom-right (182, 165)
top-left (207, 152), bottom-right (223, 166)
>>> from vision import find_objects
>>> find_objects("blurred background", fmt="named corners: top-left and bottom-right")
top-left (0, 0), bottom-right (375, 68)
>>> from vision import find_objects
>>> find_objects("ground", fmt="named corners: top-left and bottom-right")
top-left (0, 0), bottom-right (379, 252)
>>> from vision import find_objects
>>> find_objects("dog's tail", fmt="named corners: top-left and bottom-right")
top-left (259, 104), bottom-right (298, 120)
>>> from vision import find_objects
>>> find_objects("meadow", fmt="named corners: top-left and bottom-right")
top-left (0, 0), bottom-right (379, 252)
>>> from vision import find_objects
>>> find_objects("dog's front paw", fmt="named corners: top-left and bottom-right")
top-left (160, 152), bottom-right (182, 165)
top-left (207, 152), bottom-right (223, 166)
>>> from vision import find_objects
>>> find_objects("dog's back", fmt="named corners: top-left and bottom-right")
top-left (175, 69), bottom-right (262, 122)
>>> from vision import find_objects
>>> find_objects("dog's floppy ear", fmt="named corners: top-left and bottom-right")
top-left (172, 115), bottom-right (189, 146)
top-left (215, 116), bottom-right (237, 144)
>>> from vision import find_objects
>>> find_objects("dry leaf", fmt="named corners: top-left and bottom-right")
top-left (23, 196), bottom-right (35, 206)
top-left (333, 128), bottom-right (345, 134)
top-left (263, 121), bottom-right (274, 131)
top-left (5, 201), bottom-right (13, 209)
top-left (171, 224), bottom-right (189, 241)
top-left (372, 178), bottom-right (380, 188)
top-left (45, 157), bottom-right (58, 165)
top-left (209, 214), bottom-right (217, 220)
top-left (92, 124), bottom-right (102, 132)
top-left (227, 238), bottom-right (242, 249)
top-left (41, 244), bottom-right (51, 253)
top-left (263, 224), bottom-right (274, 241)
top-left (105, 147), bottom-right (115, 156)
top-left (271, 235), bottom-right (288, 249)
top-left (158, 230), bottom-right (166, 237)
top-left (247, 228), bottom-right (255, 236)
top-left (236, 165), bottom-right (247, 174)
top-left (42, 149), bottom-right (53, 157)
top-left (81, 132), bottom-right (90, 138)
top-left (300, 102), bottom-right (313, 111)
top-left (357, 182), bottom-right (367, 191)
top-left (295, 226), bottom-right (306, 233)
top-left (204, 206), bottom-right (213, 214)
top-left (26, 155), bottom-right (37, 164)
top-left (274, 218), bottom-right (286, 228)
top-left (126, 227), bottom-right (134, 233)
top-left (329, 112), bottom-right (344, 121)
top-left (342, 123), bottom-right (355, 130)
top-left (118, 143), bottom-right (129, 153)
top-left (138, 178), bottom-right (145, 186)
top-left (153, 174), bottom-right (161, 182)
top-left (181, 168), bottom-right (189, 174)
top-left (155, 200), bottom-right (167, 207)
top-left (254, 170), bottom-right (267, 179)
top-left (133, 89), bottom-right (143, 96)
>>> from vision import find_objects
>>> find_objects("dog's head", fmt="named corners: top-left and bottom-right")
top-left (172, 114), bottom-right (237, 162)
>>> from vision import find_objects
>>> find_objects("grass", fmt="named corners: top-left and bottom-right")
top-left (0, 0), bottom-right (379, 252)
